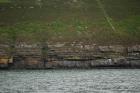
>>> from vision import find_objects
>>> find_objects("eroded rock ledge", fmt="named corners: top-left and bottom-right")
top-left (0, 42), bottom-right (140, 69)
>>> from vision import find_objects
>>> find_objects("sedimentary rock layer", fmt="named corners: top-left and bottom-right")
top-left (0, 43), bottom-right (140, 69)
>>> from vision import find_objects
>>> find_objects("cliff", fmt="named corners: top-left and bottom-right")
top-left (0, 43), bottom-right (140, 69)
top-left (0, 0), bottom-right (140, 69)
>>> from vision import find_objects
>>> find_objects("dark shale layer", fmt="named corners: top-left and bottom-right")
top-left (0, 43), bottom-right (140, 69)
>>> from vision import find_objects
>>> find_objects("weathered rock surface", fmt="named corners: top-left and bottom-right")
top-left (0, 43), bottom-right (140, 69)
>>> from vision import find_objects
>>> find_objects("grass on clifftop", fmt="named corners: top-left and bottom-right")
top-left (0, 15), bottom-right (140, 45)
top-left (0, 0), bottom-right (140, 45)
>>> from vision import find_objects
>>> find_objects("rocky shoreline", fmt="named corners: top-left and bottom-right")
top-left (0, 42), bottom-right (140, 69)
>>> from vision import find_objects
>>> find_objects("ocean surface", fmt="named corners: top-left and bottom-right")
top-left (0, 69), bottom-right (140, 93)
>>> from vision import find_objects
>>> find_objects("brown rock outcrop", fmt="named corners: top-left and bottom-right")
top-left (0, 43), bottom-right (140, 69)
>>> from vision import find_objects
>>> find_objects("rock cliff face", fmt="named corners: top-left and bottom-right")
top-left (0, 43), bottom-right (140, 69)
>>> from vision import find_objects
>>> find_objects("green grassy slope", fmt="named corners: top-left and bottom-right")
top-left (0, 0), bottom-right (140, 44)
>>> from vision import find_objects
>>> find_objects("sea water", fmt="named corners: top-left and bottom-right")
top-left (0, 69), bottom-right (140, 93)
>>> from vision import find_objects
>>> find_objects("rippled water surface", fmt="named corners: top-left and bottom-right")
top-left (0, 69), bottom-right (140, 93)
